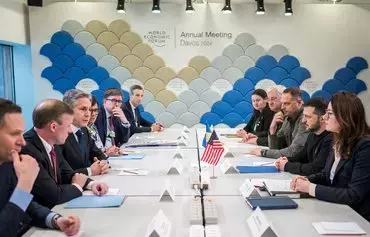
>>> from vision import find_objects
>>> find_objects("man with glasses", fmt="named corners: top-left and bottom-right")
top-left (95, 88), bottom-right (131, 148)
top-left (249, 87), bottom-right (309, 158)
top-left (60, 89), bottom-right (110, 176)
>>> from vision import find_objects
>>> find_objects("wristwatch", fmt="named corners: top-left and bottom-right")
top-left (261, 149), bottom-right (267, 157)
top-left (52, 214), bottom-right (62, 230)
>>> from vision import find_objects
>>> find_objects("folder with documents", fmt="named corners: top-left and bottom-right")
top-left (246, 196), bottom-right (298, 210)
top-left (65, 195), bottom-right (125, 209)
top-left (236, 165), bottom-right (279, 173)
top-left (108, 154), bottom-right (145, 160)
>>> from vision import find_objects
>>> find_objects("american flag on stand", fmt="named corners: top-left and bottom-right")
top-left (200, 130), bottom-right (226, 166)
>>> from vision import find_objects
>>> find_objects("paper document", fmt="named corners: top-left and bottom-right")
top-left (263, 179), bottom-right (295, 194)
top-left (312, 222), bottom-right (366, 235)
top-left (83, 188), bottom-right (120, 196)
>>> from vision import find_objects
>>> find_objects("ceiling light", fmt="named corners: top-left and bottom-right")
top-left (152, 0), bottom-right (161, 13)
top-left (284, 0), bottom-right (293, 16)
top-left (185, 0), bottom-right (195, 13)
top-left (222, 0), bottom-right (232, 14)
top-left (116, 0), bottom-right (125, 13)
top-left (256, 0), bottom-right (265, 15)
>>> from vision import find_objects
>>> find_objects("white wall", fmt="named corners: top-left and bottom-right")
top-left (28, 3), bottom-right (370, 124)
top-left (0, 1), bottom-right (29, 44)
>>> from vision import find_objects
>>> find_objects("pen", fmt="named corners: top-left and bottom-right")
top-left (122, 170), bottom-right (139, 174)
top-left (259, 162), bottom-right (275, 166)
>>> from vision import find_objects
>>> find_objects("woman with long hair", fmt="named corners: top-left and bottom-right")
top-left (236, 88), bottom-right (274, 146)
top-left (292, 91), bottom-right (370, 221)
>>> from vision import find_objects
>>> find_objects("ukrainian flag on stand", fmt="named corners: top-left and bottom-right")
top-left (202, 122), bottom-right (212, 148)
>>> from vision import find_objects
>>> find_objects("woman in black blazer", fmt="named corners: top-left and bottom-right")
top-left (236, 89), bottom-right (274, 146)
top-left (292, 91), bottom-right (370, 221)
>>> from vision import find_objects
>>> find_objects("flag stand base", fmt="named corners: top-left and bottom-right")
top-left (210, 166), bottom-right (217, 179)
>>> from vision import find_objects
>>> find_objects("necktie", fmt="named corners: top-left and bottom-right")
top-left (75, 129), bottom-right (85, 155)
top-left (108, 116), bottom-right (116, 146)
top-left (49, 148), bottom-right (58, 183)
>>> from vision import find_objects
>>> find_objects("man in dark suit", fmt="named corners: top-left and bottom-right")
top-left (95, 88), bottom-right (131, 147)
top-left (0, 99), bottom-right (80, 237)
top-left (122, 85), bottom-right (162, 136)
top-left (22, 99), bottom-right (109, 209)
top-left (61, 89), bottom-right (109, 176)
top-left (275, 98), bottom-right (332, 176)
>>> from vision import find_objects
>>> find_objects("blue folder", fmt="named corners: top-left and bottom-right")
top-left (246, 196), bottom-right (298, 210)
top-left (108, 154), bottom-right (145, 160)
top-left (236, 166), bottom-right (279, 173)
top-left (65, 195), bottom-right (125, 209)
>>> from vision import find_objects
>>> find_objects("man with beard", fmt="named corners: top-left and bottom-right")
top-left (275, 98), bottom-right (332, 176)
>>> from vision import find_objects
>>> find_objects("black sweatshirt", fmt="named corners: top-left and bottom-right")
top-left (284, 130), bottom-right (332, 176)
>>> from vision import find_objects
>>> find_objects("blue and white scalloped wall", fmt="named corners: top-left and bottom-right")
top-left (39, 20), bottom-right (368, 128)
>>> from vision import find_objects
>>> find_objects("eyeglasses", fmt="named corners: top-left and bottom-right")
top-left (325, 109), bottom-right (335, 119)
top-left (106, 99), bottom-right (123, 104)
top-left (90, 108), bottom-right (99, 114)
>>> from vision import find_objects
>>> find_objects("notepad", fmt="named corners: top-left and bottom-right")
top-left (263, 179), bottom-right (297, 195)
top-left (108, 154), bottom-right (145, 160)
top-left (236, 165), bottom-right (279, 173)
top-left (83, 188), bottom-right (120, 196)
top-left (65, 195), bottom-right (125, 209)
top-left (312, 222), bottom-right (366, 235)
top-left (253, 161), bottom-right (275, 166)
top-left (246, 196), bottom-right (298, 210)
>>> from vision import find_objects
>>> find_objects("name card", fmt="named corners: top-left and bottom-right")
top-left (146, 209), bottom-right (172, 237)
top-left (159, 181), bottom-right (176, 202)
top-left (183, 126), bottom-right (191, 133)
top-left (173, 148), bottom-right (184, 159)
top-left (167, 159), bottom-right (183, 175)
top-left (178, 137), bottom-right (188, 146)
top-left (239, 179), bottom-right (260, 199)
top-left (220, 159), bottom-right (239, 174)
top-left (224, 150), bottom-right (235, 158)
top-left (247, 207), bottom-right (278, 237)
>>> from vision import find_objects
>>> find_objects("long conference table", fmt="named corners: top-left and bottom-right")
top-left (25, 128), bottom-right (370, 237)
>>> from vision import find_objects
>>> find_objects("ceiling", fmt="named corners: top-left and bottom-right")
top-left (7, 0), bottom-right (370, 5)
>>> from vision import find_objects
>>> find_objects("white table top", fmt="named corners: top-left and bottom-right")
top-left (207, 196), bottom-right (370, 237)
top-left (196, 128), bottom-right (268, 152)
top-left (25, 196), bottom-right (197, 237)
top-left (201, 153), bottom-right (293, 196)
top-left (125, 128), bottom-right (199, 149)
top-left (95, 148), bottom-right (201, 196)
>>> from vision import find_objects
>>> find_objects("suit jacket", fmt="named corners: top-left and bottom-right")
top-left (122, 101), bottom-right (152, 136)
top-left (0, 162), bottom-right (50, 237)
top-left (60, 127), bottom-right (107, 174)
top-left (243, 106), bottom-right (274, 146)
top-left (94, 107), bottom-right (130, 147)
top-left (308, 138), bottom-right (370, 221)
top-left (22, 128), bottom-right (83, 209)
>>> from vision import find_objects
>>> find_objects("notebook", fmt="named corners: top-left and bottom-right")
top-left (263, 179), bottom-right (300, 196)
top-left (108, 154), bottom-right (145, 160)
top-left (65, 195), bottom-right (125, 209)
top-left (236, 165), bottom-right (279, 173)
top-left (246, 196), bottom-right (298, 210)
top-left (312, 222), bottom-right (366, 235)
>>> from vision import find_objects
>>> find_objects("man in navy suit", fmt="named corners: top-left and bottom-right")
top-left (22, 99), bottom-right (109, 208)
top-left (94, 88), bottom-right (131, 148)
top-left (61, 89), bottom-right (109, 175)
top-left (122, 85), bottom-right (162, 136)
top-left (0, 99), bottom-right (80, 237)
